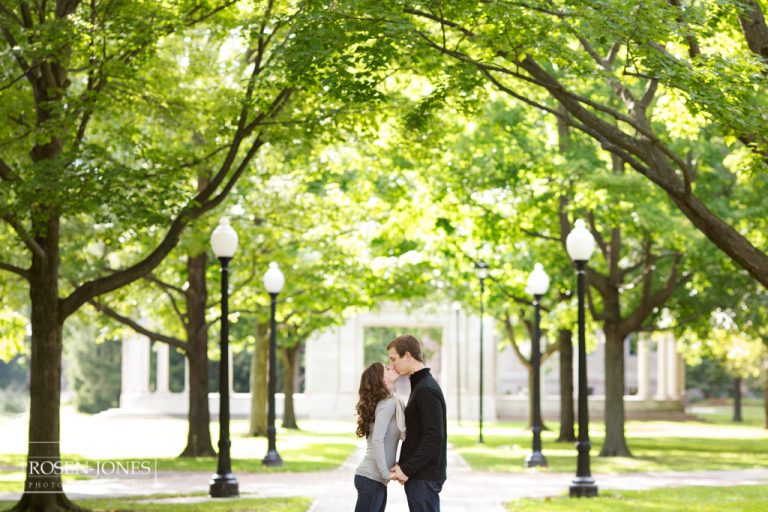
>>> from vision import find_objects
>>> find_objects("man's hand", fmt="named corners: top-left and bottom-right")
top-left (390, 464), bottom-right (409, 485)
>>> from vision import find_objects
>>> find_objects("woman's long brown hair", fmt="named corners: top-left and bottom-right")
top-left (355, 362), bottom-right (390, 438)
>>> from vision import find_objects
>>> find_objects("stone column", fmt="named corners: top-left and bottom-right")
top-left (454, 306), bottom-right (466, 422)
top-left (654, 334), bottom-right (668, 400)
top-left (667, 334), bottom-right (680, 400)
top-left (156, 343), bottom-right (170, 394)
top-left (340, 318), bottom-right (359, 393)
top-left (637, 333), bottom-right (651, 400)
top-left (121, 336), bottom-right (135, 394)
top-left (677, 353), bottom-right (686, 400)
top-left (120, 333), bottom-right (150, 409)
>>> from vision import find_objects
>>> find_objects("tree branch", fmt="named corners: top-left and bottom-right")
top-left (0, 4), bottom-right (23, 25)
top-left (2, 214), bottom-right (47, 262)
top-left (242, 87), bottom-right (293, 135)
top-left (503, 313), bottom-right (532, 370)
top-left (608, 227), bottom-right (621, 283)
top-left (143, 273), bottom-right (186, 295)
top-left (0, 71), bottom-right (27, 92)
top-left (60, 49), bottom-right (294, 320)
top-left (499, 1), bottom-right (570, 18)
top-left (639, 78), bottom-right (659, 112)
top-left (518, 56), bottom-right (692, 174)
top-left (578, 36), bottom-right (641, 113)
top-left (585, 270), bottom-right (607, 321)
top-left (558, 195), bottom-right (571, 245)
top-left (586, 212), bottom-right (609, 260)
top-left (638, 235), bottom-right (655, 312)
top-left (144, 274), bottom-right (187, 325)
top-left (0, 260), bottom-right (30, 279)
top-left (60, 134), bottom-right (263, 320)
top-left (669, 0), bottom-right (701, 59)
top-left (543, 338), bottom-right (559, 360)
top-left (488, 275), bottom-right (536, 309)
top-left (521, 227), bottom-right (560, 242)
top-left (2, 27), bottom-right (37, 91)
top-left (90, 299), bottom-right (187, 351)
top-left (606, 42), bottom-right (621, 66)
top-left (0, 156), bottom-right (21, 182)
top-left (182, 0), bottom-right (238, 26)
top-left (738, 0), bottom-right (768, 61)
top-left (620, 253), bottom-right (691, 335)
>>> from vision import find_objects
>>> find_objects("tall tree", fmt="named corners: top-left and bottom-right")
top-left (90, 248), bottom-right (219, 457)
top-left (367, 82), bottom-right (707, 456)
top-left (327, 0), bottom-right (768, 290)
top-left (230, 135), bottom-right (441, 430)
top-left (0, 1), bottom-right (377, 508)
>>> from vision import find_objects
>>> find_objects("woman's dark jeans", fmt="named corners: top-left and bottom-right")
top-left (404, 478), bottom-right (442, 512)
top-left (354, 474), bottom-right (387, 512)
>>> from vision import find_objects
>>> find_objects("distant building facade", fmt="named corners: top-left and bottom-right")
top-left (117, 303), bottom-right (684, 420)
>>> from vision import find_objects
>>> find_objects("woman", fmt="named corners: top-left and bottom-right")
top-left (354, 362), bottom-right (405, 512)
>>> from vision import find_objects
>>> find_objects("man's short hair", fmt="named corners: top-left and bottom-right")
top-left (386, 334), bottom-right (424, 362)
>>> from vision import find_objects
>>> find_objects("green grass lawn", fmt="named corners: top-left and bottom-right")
top-left (0, 427), bottom-right (358, 495)
top-left (507, 485), bottom-right (768, 511)
top-left (151, 440), bottom-right (355, 473)
top-left (0, 428), bottom-right (357, 473)
top-left (0, 495), bottom-right (311, 512)
top-left (450, 416), bottom-right (768, 474)
top-left (690, 400), bottom-right (765, 428)
top-left (0, 471), bottom-right (22, 493)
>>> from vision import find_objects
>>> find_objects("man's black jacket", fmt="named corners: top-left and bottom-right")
top-left (399, 367), bottom-right (446, 482)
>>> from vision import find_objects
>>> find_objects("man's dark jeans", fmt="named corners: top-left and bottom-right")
top-left (354, 475), bottom-right (387, 512)
top-left (404, 478), bottom-right (443, 512)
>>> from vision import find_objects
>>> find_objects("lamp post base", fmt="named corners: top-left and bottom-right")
top-left (524, 451), bottom-right (548, 468)
top-left (210, 473), bottom-right (239, 498)
top-left (262, 450), bottom-right (284, 467)
top-left (569, 477), bottom-right (598, 498)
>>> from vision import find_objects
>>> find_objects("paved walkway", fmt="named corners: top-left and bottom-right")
top-left (3, 447), bottom-right (768, 511)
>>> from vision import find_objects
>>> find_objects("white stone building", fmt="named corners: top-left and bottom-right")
top-left (118, 303), bottom-right (685, 420)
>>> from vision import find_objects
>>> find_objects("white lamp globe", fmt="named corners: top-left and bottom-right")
top-left (210, 217), bottom-right (238, 258)
top-left (527, 263), bottom-right (550, 296)
top-left (263, 262), bottom-right (285, 294)
top-left (566, 219), bottom-right (595, 262)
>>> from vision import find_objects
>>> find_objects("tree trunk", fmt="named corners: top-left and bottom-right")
top-left (181, 348), bottom-right (215, 457)
top-left (179, 253), bottom-right (215, 457)
top-left (248, 324), bottom-right (269, 436)
top-left (764, 356), bottom-right (768, 430)
top-left (281, 344), bottom-right (300, 429)
top-left (13, 217), bottom-right (82, 511)
top-left (600, 325), bottom-right (631, 457)
top-left (733, 377), bottom-right (743, 423)
top-left (557, 329), bottom-right (576, 442)
top-left (764, 365), bottom-right (767, 430)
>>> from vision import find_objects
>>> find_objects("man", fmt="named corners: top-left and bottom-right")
top-left (387, 334), bottom-right (447, 512)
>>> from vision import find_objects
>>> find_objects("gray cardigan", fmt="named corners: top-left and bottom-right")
top-left (355, 396), bottom-right (400, 485)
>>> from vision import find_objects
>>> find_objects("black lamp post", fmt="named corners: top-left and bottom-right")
top-left (262, 261), bottom-right (285, 467)
top-left (567, 219), bottom-right (598, 498)
top-left (525, 263), bottom-right (549, 468)
top-left (475, 261), bottom-right (488, 444)
top-left (209, 217), bottom-right (239, 498)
